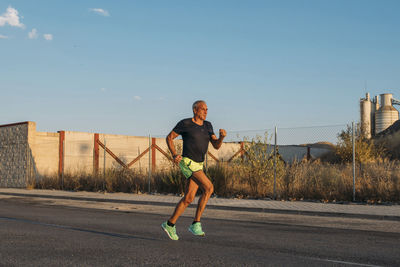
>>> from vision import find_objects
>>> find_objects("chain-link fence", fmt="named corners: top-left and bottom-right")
top-left (217, 123), bottom-right (399, 202)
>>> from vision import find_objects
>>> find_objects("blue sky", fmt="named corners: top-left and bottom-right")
top-left (1, 0), bottom-right (399, 140)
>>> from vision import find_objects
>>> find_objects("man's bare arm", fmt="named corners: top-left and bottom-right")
top-left (210, 129), bottom-right (227, 149)
top-left (166, 130), bottom-right (182, 164)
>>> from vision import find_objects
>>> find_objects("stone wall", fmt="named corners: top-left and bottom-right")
top-left (0, 122), bottom-right (35, 188)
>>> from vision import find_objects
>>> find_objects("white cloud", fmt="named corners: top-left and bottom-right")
top-left (0, 6), bottom-right (24, 28)
top-left (100, 88), bottom-right (107, 92)
top-left (89, 8), bottom-right (110, 17)
top-left (43, 33), bottom-right (53, 41)
top-left (134, 96), bottom-right (142, 101)
top-left (0, 34), bottom-right (8, 39)
top-left (28, 28), bottom-right (38, 39)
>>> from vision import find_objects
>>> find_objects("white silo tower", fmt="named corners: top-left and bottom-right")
top-left (373, 95), bottom-right (379, 135)
top-left (375, 93), bottom-right (399, 134)
top-left (360, 93), bottom-right (373, 138)
top-left (360, 93), bottom-right (379, 138)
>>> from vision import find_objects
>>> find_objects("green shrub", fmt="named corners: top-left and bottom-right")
top-left (335, 123), bottom-right (386, 163)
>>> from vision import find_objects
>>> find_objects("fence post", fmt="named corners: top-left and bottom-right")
top-left (273, 126), bottom-right (277, 200)
top-left (148, 134), bottom-right (152, 193)
top-left (61, 138), bottom-right (65, 190)
top-left (103, 138), bottom-right (106, 191)
top-left (58, 131), bottom-right (65, 189)
top-left (152, 137), bottom-right (156, 170)
top-left (352, 122), bottom-right (356, 202)
top-left (94, 133), bottom-right (99, 175)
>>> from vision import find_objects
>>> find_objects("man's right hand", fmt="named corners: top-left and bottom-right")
top-left (173, 155), bottom-right (182, 165)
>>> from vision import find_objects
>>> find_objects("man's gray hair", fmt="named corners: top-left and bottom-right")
top-left (192, 100), bottom-right (206, 111)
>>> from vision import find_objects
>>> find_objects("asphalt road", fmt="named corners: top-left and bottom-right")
top-left (0, 196), bottom-right (399, 266)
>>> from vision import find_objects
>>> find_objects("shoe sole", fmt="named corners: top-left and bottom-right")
top-left (188, 227), bottom-right (205, 236)
top-left (161, 224), bottom-right (179, 241)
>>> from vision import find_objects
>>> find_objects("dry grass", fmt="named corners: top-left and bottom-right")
top-left (278, 161), bottom-right (353, 201)
top-left (357, 160), bottom-right (400, 202)
top-left (33, 160), bottom-right (400, 202)
top-left (205, 160), bottom-right (400, 202)
top-left (35, 169), bottom-right (146, 193)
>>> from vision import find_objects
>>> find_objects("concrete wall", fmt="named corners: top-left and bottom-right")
top-left (97, 134), bottom-right (183, 172)
top-left (59, 133), bottom-right (241, 174)
top-left (267, 145), bottom-right (331, 163)
top-left (64, 131), bottom-right (94, 173)
top-left (34, 132), bottom-right (59, 176)
top-left (59, 132), bottom-right (184, 174)
top-left (208, 142), bottom-right (240, 163)
top-left (91, 136), bottom-right (241, 172)
top-left (100, 134), bottom-right (154, 172)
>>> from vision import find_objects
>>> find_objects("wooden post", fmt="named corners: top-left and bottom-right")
top-left (152, 138), bottom-right (156, 170)
top-left (58, 131), bottom-right (65, 177)
top-left (94, 133), bottom-right (99, 174)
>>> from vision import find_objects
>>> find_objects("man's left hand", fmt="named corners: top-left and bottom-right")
top-left (219, 129), bottom-right (227, 138)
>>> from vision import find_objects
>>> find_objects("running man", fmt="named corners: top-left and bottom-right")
top-left (161, 100), bottom-right (226, 240)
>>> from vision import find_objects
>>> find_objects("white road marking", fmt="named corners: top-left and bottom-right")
top-left (306, 256), bottom-right (383, 267)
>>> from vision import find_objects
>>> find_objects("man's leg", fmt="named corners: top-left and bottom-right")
top-left (168, 178), bottom-right (199, 224)
top-left (191, 170), bottom-right (214, 222)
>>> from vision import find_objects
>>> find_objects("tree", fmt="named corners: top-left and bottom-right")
top-left (335, 123), bottom-right (386, 163)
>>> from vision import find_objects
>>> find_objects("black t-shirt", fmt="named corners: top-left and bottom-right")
top-left (172, 118), bottom-right (215, 162)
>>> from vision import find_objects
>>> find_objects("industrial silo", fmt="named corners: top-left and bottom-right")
top-left (375, 93), bottom-right (399, 134)
top-left (360, 93), bottom-right (372, 138)
top-left (360, 93), bottom-right (379, 138)
top-left (372, 95), bottom-right (379, 135)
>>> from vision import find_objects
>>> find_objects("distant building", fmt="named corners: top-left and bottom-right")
top-left (360, 93), bottom-right (400, 138)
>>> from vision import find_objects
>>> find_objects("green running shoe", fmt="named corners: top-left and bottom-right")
top-left (188, 222), bottom-right (205, 236)
top-left (161, 221), bottom-right (179, 241)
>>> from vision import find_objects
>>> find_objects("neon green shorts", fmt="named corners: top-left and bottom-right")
top-left (179, 157), bottom-right (204, 179)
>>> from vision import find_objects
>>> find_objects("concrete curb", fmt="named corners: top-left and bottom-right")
top-left (1, 191), bottom-right (400, 221)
